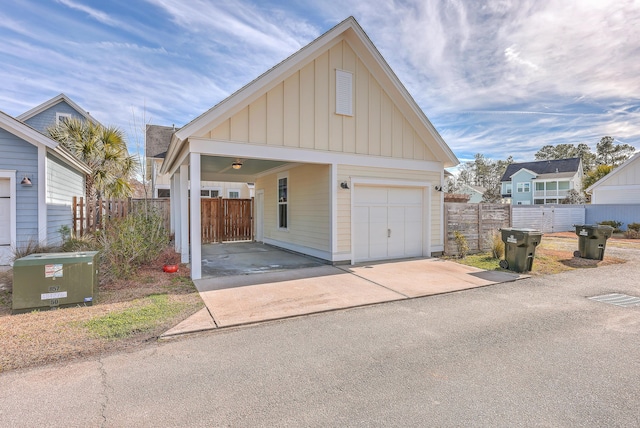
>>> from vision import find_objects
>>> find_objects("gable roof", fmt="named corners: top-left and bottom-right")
top-left (586, 152), bottom-right (640, 192)
top-left (461, 184), bottom-right (486, 194)
top-left (17, 93), bottom-right (100, 125)
top-left (146, 124), bottom-right (178, 159)
top-left (0, 110), bottom-right (91, 174)
top-left (501, 158), bottom-right (581, 181)
top-left (162, 16), bottom-right (458, 174)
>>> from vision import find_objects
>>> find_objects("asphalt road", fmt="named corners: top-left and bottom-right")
top-left (2, 249), bottom-right (640, 427)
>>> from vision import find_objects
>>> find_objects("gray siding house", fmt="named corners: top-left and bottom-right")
top-left (0, 94), bottom-right (91, 265)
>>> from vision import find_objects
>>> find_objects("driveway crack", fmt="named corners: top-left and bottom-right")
top-left (98, 357), bottom-right (110, 427)
top-left (335, 265), bottom-right (410, 298)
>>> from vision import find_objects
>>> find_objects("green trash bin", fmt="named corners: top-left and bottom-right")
top-left (12, 251), bottom-right (99, 314)
top-left (499, 228), bottom-right (543, 273)
top-left (573, 225), bottom-right (614, 260)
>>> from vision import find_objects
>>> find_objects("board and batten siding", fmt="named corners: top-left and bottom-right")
top-left (23, 101), bottom-right (86, 134)
top-left (0, 128), bottom-right (39, 248)
top-left (207, 40), bottom-right (437, 162)
top-left (591, 156), bottom-right (640, 204)
top-left (255, 164), bottom-right (331, 255)
top-left (337, 165), bottom-right (442, 255)
top-left (46, 153), bottom-right (85, 245)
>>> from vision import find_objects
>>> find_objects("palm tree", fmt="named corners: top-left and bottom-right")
top-left (48, 118), bottom-right (138, 200)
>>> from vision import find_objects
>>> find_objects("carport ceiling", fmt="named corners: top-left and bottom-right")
top-left (200, 155), bottom-right (292, 181)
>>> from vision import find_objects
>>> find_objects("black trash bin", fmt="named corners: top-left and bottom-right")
top-left (574, 224), bottom-right (614, 260)
top-left (499, 228), bottom-right (543, 273)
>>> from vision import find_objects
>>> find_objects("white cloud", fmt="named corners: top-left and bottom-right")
top-left (56, 0), bottom-right (119, 26)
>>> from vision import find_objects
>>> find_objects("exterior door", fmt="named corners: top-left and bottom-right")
top-left (354, 186), bottom-right (423, 262)
top-left (0, 179), bottom-right (10, 245)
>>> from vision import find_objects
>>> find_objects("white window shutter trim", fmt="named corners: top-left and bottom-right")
top-left (336, 69), bottom-right (353, 116)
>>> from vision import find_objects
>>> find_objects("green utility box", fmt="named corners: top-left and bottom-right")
top-left (499, 228), bottom-right (543, 273)
top-left (574, 225), bottom-right (614, 260)
top-left (12, 251), bottom-right (99, 314)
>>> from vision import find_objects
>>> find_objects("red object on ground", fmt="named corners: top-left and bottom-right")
top-left (163, 264), bottom-right (179, 273)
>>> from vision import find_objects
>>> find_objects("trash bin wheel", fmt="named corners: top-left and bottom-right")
top-left (499, 260), bottom-right (509, 269)
top-left (573, 250), bottom-right (581, 258)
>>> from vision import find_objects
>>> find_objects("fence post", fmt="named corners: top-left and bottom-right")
top-left (478, 203), bottom-right (483, 252)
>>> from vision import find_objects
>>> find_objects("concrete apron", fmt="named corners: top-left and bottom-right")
top-left (162, 254), bottom-right (525, 338)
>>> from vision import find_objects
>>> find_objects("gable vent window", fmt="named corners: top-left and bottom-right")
top-left (56, 113), bottom-right (72, 125)
top-left (336, 69), bottom-right (353, 116)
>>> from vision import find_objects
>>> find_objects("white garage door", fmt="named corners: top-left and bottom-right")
top-left (0, 179), bottom-right (10, 246)
top-left (354, 186), bottom-right (423, 262)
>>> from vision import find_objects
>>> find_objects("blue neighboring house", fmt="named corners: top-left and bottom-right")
top-left (500, 158), bottom-right (583, 205)
top-left (459, 183), bottom-right (486, 203)
top-left (0, 94), bottom-right (92, 265)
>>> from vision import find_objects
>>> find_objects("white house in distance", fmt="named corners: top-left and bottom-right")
top-left (160, 17), bottom-right (459, 279)
top-left (587, 152), bottom-right (640, 204)
top-left (146, 124), bottom-right (253, 199)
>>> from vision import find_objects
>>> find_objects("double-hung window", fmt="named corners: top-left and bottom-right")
top-left (517, 182), bottom-right (530, 193)
top-left (278, 173), bottom-right (288, 229)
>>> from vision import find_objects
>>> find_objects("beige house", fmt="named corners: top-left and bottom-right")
top-left (161, 17), bottom-right (459, 279)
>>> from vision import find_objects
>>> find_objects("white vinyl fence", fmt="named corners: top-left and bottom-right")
top-left (512, 205), bottom-right (586, 233)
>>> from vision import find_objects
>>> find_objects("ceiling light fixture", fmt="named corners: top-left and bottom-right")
top-left (231, 161), bottom-right (243, 170)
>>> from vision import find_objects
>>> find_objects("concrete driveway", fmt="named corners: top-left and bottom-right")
top-left (163, 250), bottom-right (523, 336)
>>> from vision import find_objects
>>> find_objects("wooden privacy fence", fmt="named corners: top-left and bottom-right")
top-left (73, 197), bottom-right (171, 237)
top-left (444, 203), bottom-right (511, 256)
top-left (201, 198), bottom-right (254, 244)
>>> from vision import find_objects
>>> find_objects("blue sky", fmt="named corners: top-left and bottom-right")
top-left (1, 0), bottom-right (639, 166)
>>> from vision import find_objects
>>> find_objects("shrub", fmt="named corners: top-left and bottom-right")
top-left (490, 231), bottom-right (504, 259)
top-left (12, 239), bottom-right (54, 260)
top-left (453, 231), bottom-right (469, 259)
top-left (627, 223), bottom-right (640, 232)
top-left (99, 209), bottom-right (170, 279)
top-left (61, 234), bottom-right (101, 252)
top-left (598, 220), bottom-right (623, 233)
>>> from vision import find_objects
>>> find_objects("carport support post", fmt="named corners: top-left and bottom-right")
top-left (179, 165), bottom-right (189, 263)
top-left (189, 153), bottom-right (202, 280)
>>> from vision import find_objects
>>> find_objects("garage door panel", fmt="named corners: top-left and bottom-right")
top-left (388, 187), bottom-right (421, 204)
top-left (354, 206), bottom-right (370, 260)
top-left (387, 206), bottom-right (405, 258)
top-left (354, 187), bottom-right (387, 204)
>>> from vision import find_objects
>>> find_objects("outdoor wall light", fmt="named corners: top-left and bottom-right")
top-left (21, 176), bottom-right (32, 186)
top-left (434, 185), bottom-right (443, 192)
top-left (340, 181), bottom-right (350, 189)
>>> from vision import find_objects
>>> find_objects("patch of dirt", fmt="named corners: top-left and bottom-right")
top-left (539, 248), bottom-right (626, 269)
top-left (0, 247), bottom-right (203, 374)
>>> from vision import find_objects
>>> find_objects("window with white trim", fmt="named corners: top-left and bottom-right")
top-left (517, 182), bottom-right (530, 193)
top-left (227, 190), bottom-right (240, 199)
top-left (200, 188), bottom-right (221, 198)
top-left (277, 173), bottom-right (288, 229)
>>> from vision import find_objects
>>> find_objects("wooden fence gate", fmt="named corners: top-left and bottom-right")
top-left (201, 198), bottom-right (254, 244)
